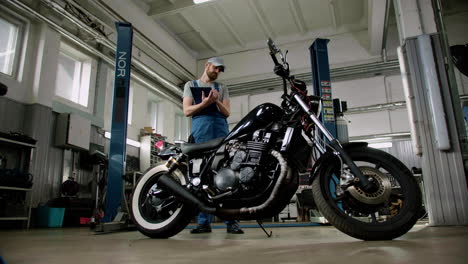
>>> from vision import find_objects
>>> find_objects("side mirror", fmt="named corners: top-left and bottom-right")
top-left (450, 44), bottom-right (468, 77)
top-left (0, 82), bottom-right (7, 96)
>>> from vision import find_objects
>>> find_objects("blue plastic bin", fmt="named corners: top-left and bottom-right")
top-left (37, 206), bottom-right (65, 227)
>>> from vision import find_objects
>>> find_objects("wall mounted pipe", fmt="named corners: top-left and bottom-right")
top-left (345, 101), bottom-right (407, 115)
top-left (350, 132), bottom-right (411, 143)
top-left (417, 34), bottom-right (450, 151)
top-left (60, 0), bottom-right (195, 81)
top-left (397, 46), bottom-right (422, 155)
top-left (91, 0), bottom-right (195, 80)
top-left (381, 0), bottom-right (391, 62)
top-left (38, 0), bottom-right (183, 98)
top-left (229, 60), bottom-right (400, 95)
top-left (6, 0), bottom-right (183, 107)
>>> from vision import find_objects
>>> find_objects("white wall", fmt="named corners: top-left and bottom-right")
top-left (228, 73), bottom-right (409, 138)
top-left (224, 11), bottom-right (468, 140)
top-left (102, 68), bottom-right (183, 143)
top-left (202, 30), bottom-right (383, 85)
top-left (0, 5), bottom-right (187, 145)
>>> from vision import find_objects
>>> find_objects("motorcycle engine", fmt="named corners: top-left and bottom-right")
top-left (214, 130), bottom-right (273, 194)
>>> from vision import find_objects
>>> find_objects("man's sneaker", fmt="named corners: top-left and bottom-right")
top-left (226, 223), bottom-right (244, 234)
top-left (190, 224), bottom-right (212, 234)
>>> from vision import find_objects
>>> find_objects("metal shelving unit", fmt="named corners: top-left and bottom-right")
top-left (0, 137), bottom-right (36, 229)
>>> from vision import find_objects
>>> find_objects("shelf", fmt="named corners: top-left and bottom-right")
top-left (0, 139), bottom-right (34, 229)
top-left (0, 137), bottom-right (36, 148)
top-left (0, 186), bottom-right (33, 191)
top-left (0, 217), bottom-right (29, 221)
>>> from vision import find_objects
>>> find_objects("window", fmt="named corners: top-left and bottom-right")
top-left (175, 113), bottom-right (189, 141)
top-left (55, 42), bottom-right (97, 111)
top-left (0, 11), bottom-right (25, 78)
top-left (149, 101), bottom-right (161, 133)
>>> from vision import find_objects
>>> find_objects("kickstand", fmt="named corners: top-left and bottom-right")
top-left (257, 220), bottom-right (272, 237)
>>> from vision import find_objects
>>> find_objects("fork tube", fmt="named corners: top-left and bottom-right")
top-left (294, 94), bottom-right (334, 141)
top-left (294, 94), bottom-right (373, 189)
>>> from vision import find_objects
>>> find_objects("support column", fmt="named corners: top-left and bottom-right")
top-left (31, 23), bottom-right (60, 107)
top-left (395, 0), bottom-right (468, 225)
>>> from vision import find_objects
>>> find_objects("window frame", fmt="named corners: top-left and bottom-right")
top-left (0, 6), bottom-right (28, 80)
top-left (54, 41), bottom-right (97, 113)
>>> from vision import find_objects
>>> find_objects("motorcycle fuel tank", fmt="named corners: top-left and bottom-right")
top-left (224, 103), bottom-right (283, 142)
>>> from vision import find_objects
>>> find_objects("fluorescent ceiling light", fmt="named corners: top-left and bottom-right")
top-left (368, 142), bottom-right (393, 149)
top-left (194, 0), bottom-right (214, 4)
top-left (104, 131), bottom-right (141, 148)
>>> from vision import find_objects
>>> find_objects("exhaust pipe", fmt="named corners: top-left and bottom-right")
top-left (157, 150), bottom-right (289, 218)
top-left (157, 174), bottom-right (216, 214)
top-left (217, 150), bottom-right (289, 217)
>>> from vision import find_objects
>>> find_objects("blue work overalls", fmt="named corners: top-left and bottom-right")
top-left (190, 81), bottom-right (233, 226)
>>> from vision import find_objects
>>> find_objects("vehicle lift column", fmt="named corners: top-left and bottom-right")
top-left (308, 38), bottom-right (336, 224)
top-left (309, 38), bottom-right (337, 138)
top-left (96, 22), bottom-right (133, 232)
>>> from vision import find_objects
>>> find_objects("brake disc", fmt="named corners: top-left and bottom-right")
top-left (347, 166), bottom-right (392, 205)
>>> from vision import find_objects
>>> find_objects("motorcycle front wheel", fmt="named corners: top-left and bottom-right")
top-left (130, 163), bottom-right (195, 238)
top-left (312, 146), bottom-right (422, 240)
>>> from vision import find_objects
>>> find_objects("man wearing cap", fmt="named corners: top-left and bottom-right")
top-left (182, 57), bottom-right (244, 234)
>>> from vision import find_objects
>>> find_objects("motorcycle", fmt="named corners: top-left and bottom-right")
top-left (130, 38), bottom-right (422, 240)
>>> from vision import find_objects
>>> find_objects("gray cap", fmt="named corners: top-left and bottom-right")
top-left (207, 57), bottom-right (226, 72)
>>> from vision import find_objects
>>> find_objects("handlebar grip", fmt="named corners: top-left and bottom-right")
top-left (267, 38), bottom-right (280, 65)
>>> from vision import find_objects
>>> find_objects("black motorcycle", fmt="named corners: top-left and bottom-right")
top-left (130, 39), bottom-right (422, 240)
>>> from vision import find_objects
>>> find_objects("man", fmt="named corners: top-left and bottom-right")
top-left (183, 57), bottom-right (244, 234)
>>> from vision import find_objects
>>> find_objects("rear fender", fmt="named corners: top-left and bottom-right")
top-left (156, 146), bottom-right (181, 160)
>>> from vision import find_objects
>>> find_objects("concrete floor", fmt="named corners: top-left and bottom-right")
top-left (1, 223), bottom-right (467, 264)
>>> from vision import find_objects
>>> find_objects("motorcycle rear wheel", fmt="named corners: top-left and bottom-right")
top-left (130, 163), bottom-right (195, 238)
top-left (312, 147), bottom-right (422, 240)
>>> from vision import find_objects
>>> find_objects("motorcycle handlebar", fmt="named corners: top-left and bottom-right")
top-left (267, 38), bottom-right (290, 95)
top-left (267, 38), bottom-right (280, 66)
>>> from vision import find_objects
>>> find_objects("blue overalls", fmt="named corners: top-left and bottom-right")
top-left (190, 81), bottom-right (232, 226)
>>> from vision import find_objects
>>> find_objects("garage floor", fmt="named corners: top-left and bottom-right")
top-left (1, 223), bottom-right (467, 264)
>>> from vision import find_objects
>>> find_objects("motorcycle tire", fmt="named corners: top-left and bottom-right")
top-left (131, 163), bottom-right (195, 238)
top-left (312, 146), bottom-right (422, 241)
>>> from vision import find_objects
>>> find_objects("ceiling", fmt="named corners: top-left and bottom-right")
top-left (129, 0), bottom-right (468, 61)
top-left (132, 0), bottom-right (369, 59)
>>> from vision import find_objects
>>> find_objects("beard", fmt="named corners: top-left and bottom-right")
top-left (207, 71), bottom-right (218, 81)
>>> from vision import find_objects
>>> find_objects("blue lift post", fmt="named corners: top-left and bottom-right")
top-left (103, 22), bottom-right (133, 222)
top-left (309, 38), bottom-right (337, 138)
top-left (309, 39), bottom-right (343, 217)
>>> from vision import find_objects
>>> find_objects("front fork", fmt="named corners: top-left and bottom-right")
top-left (293, 94), bottom-right (375, 192)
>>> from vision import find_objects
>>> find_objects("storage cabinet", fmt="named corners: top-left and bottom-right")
top-left (0, 136), bottom-right (35, 228)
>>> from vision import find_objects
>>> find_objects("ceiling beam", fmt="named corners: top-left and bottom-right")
top-left (179, 11), bottom-right (219, 53)
top-left (247, 0), bottom-right (275, 39)
top-left (288, 0), bottom-right (307, 34)
top-left (329, 0), bottom-right (338, 30)
top-left (149, 0), bottom-right (218, 18)
top-left (368, 0), bottom-right (387, 56)
top-left (212, 5), bottom-right (246, 47)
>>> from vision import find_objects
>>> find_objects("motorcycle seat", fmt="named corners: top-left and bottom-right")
top-left (180, 137), bottom-right (224, 154)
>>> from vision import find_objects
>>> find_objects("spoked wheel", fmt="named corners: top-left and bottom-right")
top-left (312, 147), bottom-right (422, 240)
top-left (130, 163), bottom-right (195, 238)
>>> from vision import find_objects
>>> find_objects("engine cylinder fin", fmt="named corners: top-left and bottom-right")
top-left (247, 141), bottom-right (268, 151)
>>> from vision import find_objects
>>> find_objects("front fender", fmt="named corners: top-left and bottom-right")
top-left (308, 142), bottom-right (368, 185)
